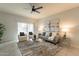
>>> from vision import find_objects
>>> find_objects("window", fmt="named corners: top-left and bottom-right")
top-left (18, 22), bottom-right (34, 35)
top-left (28, 24), bottom-right (34, 32)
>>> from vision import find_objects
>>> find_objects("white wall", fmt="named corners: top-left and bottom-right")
top-left (0, 12), bottom-right (34, 43)
top-left (35, 7), bottom-right (79, 48)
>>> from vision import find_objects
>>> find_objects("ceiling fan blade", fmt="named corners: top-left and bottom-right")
top-left (35, 10), bottom-right (40, 13)
top-left (35, 6), bottom-right (43, 10)
top-left (32, 5), bottom-right (35, 9)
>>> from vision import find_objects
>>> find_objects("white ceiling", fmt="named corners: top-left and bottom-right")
top-left (0, 3), bottom-right (79, 19)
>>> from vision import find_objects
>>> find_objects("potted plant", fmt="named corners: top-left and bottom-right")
top-left (0, 23), bottom-right (6, 41)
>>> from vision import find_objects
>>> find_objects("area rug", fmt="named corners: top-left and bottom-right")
top-left (17, 41), bottom-right (62, 56)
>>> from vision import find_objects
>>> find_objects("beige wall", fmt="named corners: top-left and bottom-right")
top-left (35, 7), bottom-right (79, 48)
top-left (57, 7), bottom-right (79, 47)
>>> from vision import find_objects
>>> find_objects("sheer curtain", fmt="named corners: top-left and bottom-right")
top-left (27, 23), bottom-right (34, 33)
top-left (18, 22), bottom-right (34, 35)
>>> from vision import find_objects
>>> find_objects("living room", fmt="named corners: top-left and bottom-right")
top-left (0, 3), bottom-right (79, 56)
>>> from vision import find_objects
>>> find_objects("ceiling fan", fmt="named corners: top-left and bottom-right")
top-left (31, 5), bottom-right (43, 13)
